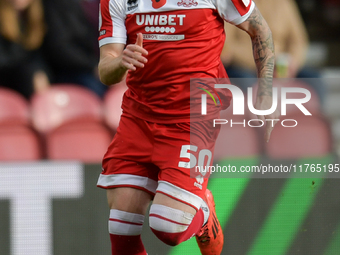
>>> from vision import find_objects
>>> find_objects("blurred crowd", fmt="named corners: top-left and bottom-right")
top-left (0, 0), bottom-right (106, 99)
top-left (0, 0), bottom-right (339, 102)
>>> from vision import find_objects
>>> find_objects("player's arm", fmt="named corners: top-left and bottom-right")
top-left (98, 33), bottom-right (148, 86)
top-left (236, 6), bottom-right (279, 142)
top-left (236, 6), bottom-right (274, 96)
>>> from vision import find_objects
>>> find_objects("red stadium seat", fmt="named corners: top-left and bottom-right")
top-left (0, 124), bottom-right (42, 161)
top-left (31, 84), bottom-right (104, 134)
top-left (0, 87), bottom-right (30, 125)
top-left (103, 81), bottom-right (128, 131)
top-left (213, 122), bottom-right (261, 162)
top-left (46, 120), bottom-right (112, 163)
top-left (215, 98), bottom-right (261, 162)
top-left (220, 100), bottom-right (250, 121)
top-left (265, 115), bottom-right (331, 159)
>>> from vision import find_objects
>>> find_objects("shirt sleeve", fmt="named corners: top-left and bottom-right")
top-left (213, 0), bottom-right (255, 25)
top-left (98, 0), bottom-right (127, 47)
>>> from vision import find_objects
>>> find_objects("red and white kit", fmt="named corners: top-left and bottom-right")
top-left (97, 0), bottom-right (255, 207)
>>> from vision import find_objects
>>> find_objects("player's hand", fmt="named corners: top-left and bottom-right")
top-left (120, 33), bottom-right (148, 71)
top-left (255, 95), bottom-right (280, 143)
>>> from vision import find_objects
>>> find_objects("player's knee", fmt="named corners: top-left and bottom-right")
top-left (149, 204), bottom-right (194, 246)
top-left (109, 209), bottom-right (145, 236)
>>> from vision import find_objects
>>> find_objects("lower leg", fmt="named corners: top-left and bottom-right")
top-left (107, 187), bottom-right (152, 255)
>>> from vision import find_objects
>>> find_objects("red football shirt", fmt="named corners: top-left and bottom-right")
top-left (99, 0), bottom-right (255, 123)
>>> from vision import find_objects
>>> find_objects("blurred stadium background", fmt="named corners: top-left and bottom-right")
top-left (0, 0), bottom-right (340, 254)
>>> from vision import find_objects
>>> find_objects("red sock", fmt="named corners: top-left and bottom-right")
top-left (109, 209), bottom-right (147, 255)
top-left (110, 234), bottom-right (147, 255)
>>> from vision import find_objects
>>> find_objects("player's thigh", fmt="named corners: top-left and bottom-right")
top-left (153, 121), bottom-right (220, 215)
top-left (107, 187), bottom-right (152, 215)
top-left (101, 158), bottom-right (158, 215)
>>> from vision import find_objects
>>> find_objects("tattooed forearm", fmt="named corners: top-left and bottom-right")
top-left (252, 33), bottom-right (275, 96)
top-left (238, 7), bottom-right (275, 96)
